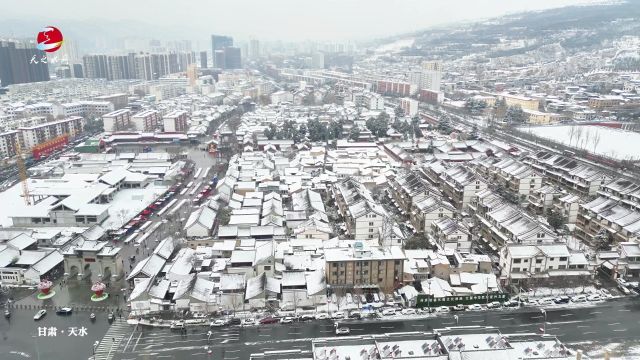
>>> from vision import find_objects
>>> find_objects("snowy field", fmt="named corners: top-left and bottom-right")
top-left (521, 125), bottom-right (640, 160)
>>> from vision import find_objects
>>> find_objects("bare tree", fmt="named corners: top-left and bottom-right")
top-left (592, 132), bottom-right (601, 153)
top-left (584, 129), bottom-right (591, 150)
top-left (568, 126), bottom-right (576, 146)
top-left (575, 127), bottom-right (584, 149)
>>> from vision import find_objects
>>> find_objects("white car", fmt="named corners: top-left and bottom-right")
top-left (280, 317), bottom-right (294, 324)
top-left (381, 308), bottom-right (396, 316)
top-left (436, 306), bottom-right (450, 313)
top-left (587, 294), bottom-right (602, 302)
top-left (486, 301), bottom-right (502, 309)
top-left (538, 298), bottom-right (555, 306)
top-left (315, 313), bottom-right (330, 320)
top-left (401, 308), bottom-right (416, 315)
top-left (33, 309), bottom-right (47, 320)
top-left (571, 295), bottom-right (587, 303)
top-left (452, 304), bottom-right (465, 311)
top-left (600, 289), bottom-right (613, 298)
top-left (331, 311), bottom-right (345, 319)
top-left (467, 304), bottom-right (483, 311)
top-left (210, 319), bottom-right (227, 327)
top-left (241, 318), bottom-right (256, 326)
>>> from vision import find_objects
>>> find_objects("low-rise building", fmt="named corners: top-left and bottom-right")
top-left (325, 244), bottom-right (405, 292)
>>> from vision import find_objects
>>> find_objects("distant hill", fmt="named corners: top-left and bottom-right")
top-left (378, 0), bottom-right (640, 59)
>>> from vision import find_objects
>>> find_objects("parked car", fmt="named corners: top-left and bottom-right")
top-left (331, 311), bottom-right (345, 319)
top-left (452, 304), bottom-right (465, 312)
top-left (300, 314), bottom-right (315, 322)
top-left (436, 306), bottom-right (450, 313)
top-left (170, 321), bottom-right (185, 330)
top-left (600, 289), bottom-right (613, 298)
top-left (315, 313), bottom-right (329, 320)
top-left (242, 318), bottom-right (257, 326)
top-left (587, 294), bottom-right (602, 302)
top-left (571, 295), bottom-right (587, 303)
top-left (538, 298), bottom-right (555, 306)
top-left (210, 319), bottom-right (227, 327)
top-left (348, 311), bottom-right (362, 319)
top-left (486, 301), bottom-right (502, 309)
top-left (503, 300), bottom-right (519, 308)
top-left (467, 304), bottom-right (483, 311)
top-left (381, 308), bottom-right (396, 316)
top-left (259, 317), bottom-right (278, 325)
top-left (401, 308), bottom-right (416, 315)
top-left (554, 296), bottom-right (571, 304)
top-left (227, 318), bottom-right (241, 326)
top-left (280, 317), bottom-right (294, 324)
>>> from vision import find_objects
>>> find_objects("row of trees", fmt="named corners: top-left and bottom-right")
top-left (265, 118), bottom-right (346, 143)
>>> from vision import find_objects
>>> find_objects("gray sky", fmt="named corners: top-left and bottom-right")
top-left (2, 0), bottom-right (596, 41)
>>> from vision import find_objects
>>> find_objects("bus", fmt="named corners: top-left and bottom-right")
top-left (158, 199), bottom-right (178, 216)
top-left (124, 230), bottom-right (140, 244)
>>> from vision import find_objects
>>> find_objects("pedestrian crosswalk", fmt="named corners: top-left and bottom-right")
top-left (92, 319), bottom-right (131, 360)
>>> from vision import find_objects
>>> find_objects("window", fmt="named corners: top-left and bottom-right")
top-left (369, 222), bottom-right (374, 226)
top-left (535, 268), bottom-right (541, 272)
top-left (368, 235), bottom-right (374, 239)
top-left (513, 259), bottom-right (521, 264)
top-left (340, 271), bottom-right (345, 275)
top-left (548, 266), bottom-right (553, 270)
top-left (369, 228), bottom-right (374, 233)
top-left (333, 263), bottom-right (338, 268)
top-left (536, 259), bottom-right (543, 264)
top-left (559, 257), bottom-right (567, 261)
top-left (549, 257), bottom-right (555, 261)
top-left (558, 265), bottom-right (566, 269)
top-left (263, 265), bottom-right (271, 270)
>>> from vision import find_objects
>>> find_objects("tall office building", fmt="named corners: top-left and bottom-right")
top-left (214, 50), bottom-right (226, 70)
top-left (0, 41), bottom-right (50, 86)
top-left (249, 39), bottom-right (260, 59)
top-left (224, 47), bottom-right (242, 69)
top-left (200, 51), bottom-right (208, 68)
top-left (211, 34), bottom-right (233, 67)
top-left (72, 63), bottom-right (84, 78)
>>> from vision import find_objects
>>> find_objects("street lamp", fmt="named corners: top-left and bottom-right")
top-left (454, 314), bottom-right (459, 325)
top-left (540, 309), bottom-right (547, 334)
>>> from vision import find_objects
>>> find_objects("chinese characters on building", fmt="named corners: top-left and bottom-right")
top-left (29, 55), bottom-right (58, 64)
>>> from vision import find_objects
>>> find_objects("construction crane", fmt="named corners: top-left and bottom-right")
top-left (14, 138), bottom-right (30, 205)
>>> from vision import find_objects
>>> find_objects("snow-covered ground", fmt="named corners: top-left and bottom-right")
top-left (522, 125), bottom-right (640, 160)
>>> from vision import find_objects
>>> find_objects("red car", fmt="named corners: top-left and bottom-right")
top-left (259, 317), bottom-right (279, 325)
top-left (141, 209), bottom-right (152, 216)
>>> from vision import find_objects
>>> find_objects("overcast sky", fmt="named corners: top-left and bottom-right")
top-left (3, 0), bottom-right (597, 42)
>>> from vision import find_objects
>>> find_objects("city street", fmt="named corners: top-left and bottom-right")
top-left (102, 297), bottom-right (640, 360)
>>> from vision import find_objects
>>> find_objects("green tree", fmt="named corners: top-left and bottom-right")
top-left (394, 106), bottom-right (404, 118)
top-left (366, 112), bottom-right (390, 138)
top-left (264, 123), bottom-right (277, 140)
top-left (546, 209), bottom-right (565, 231)
top-left (404, 233), bottom-right (432, 250)
top-left (349, 126), bottom-right (360, 141)
top-left (467, 124), bottom-right (479, 140)
top-left (307, 118), bottom-right (328, 142)
top-left (437, 117), bottom-right (452, 135)
top-left (464, 98), bottom-right (488, 115)
top-left (328, 121), bottom-right (344, 139)
top-left (218, 208), bottom-right (232, 226)
top-left (505, 105), bottom-right (527, 125)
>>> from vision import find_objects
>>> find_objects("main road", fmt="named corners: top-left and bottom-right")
top-left (101, 297), bottom-right (640, 360)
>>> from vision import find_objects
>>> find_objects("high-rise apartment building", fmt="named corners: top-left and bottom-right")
top-left (200, 51), bottom-right (208, 68)
top-left (224, 47), bottom-right (242, 69)
top-left (0, 41), bottom-right (50, 86)
top-left (211, 34), bottom-right (233, 68)
top-left (248, 39), bottom-right (260, 59)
